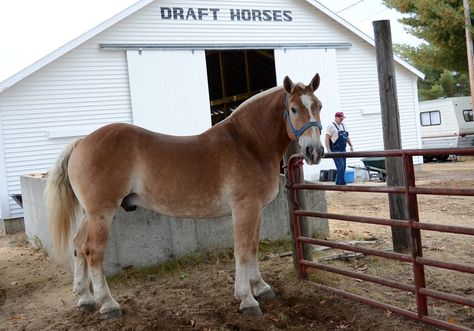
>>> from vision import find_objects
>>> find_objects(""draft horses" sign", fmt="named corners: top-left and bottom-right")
top-left (160, 7), bottom-right (293, 22)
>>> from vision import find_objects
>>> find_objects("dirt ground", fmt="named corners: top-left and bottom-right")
top-left (1, 159), bottom-right (473, 330)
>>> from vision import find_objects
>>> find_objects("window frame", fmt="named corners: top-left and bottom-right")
top-left (462, 109), bottom-right (473, 122)
top-left (420, 110), bottom-right (441, 126)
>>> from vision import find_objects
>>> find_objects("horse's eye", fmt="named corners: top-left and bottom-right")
top-left (291, 106), bottom-right (297, 114)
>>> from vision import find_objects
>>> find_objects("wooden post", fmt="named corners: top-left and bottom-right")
top-left (284, 142), bottom-right (313, 275)
top-left (373, 20), bottom-right (411, 253)
top-left (463, 0), bottom-right (474, 107)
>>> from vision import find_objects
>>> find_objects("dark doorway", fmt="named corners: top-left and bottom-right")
top-left (205, 49), bottom-right (277, 125)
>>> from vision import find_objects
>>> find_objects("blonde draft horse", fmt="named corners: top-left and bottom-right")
top-left (46, 73), bottom-right (324, 318)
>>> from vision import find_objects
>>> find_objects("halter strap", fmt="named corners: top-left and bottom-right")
top-left (284, 94), bottom-right (323, 140)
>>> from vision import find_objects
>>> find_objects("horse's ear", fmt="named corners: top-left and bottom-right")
top-left (283, 76), bottom-right (294, 94)
top-left (309, 73), bottom-right (320, 91)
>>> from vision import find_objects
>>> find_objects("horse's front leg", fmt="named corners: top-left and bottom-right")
top-left (232, 205), bottom-right (266, 316)
top-left (83, 210), bottom-right (122, 319)
top-left (249, 221), bottom-right (275, 301)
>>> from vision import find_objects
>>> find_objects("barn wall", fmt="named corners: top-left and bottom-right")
top-left (336, 35), bottom-right (421, 161)
top-left (100, 0), bottom-right (420, 159)
top-left (0, 0), bottom-right (421, 218)
top-left (0, 39), bottom-right (132, 218)
top-left (98, 0), bottom-right (351, 45)
top-left (0, 119), bottom-right (9, 219)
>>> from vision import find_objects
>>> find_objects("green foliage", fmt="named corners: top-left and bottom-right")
top-left (383, 0), bottom-right (473, 100)
top-left (383, 0), bottom-right (470, 71)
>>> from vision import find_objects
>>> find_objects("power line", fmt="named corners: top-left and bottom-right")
top-left (336, 0), bottom-right (366, 14)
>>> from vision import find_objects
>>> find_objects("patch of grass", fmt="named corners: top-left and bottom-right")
top-left (110, 239), bottom-right (292, 285)
top-left (307, 268), bottom-right (341, 286)
top-left (109, 249), bottom-right (233, 284)
top-left (258, 239), bottom-right (292, 256)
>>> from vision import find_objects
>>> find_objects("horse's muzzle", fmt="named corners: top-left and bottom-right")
top-left (304, 144), bottom-right (324, 165)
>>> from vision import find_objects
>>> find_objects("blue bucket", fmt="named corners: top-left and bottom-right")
top-left (344, 169), bottom-right (355, 183)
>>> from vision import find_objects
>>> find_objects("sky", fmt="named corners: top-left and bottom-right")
top-left (0, 0), bottom-right (422, 83)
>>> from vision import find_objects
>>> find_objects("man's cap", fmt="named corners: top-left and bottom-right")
top-left (335, 111), bottom-right (345, 118)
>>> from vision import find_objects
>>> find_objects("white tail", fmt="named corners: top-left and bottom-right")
top-left (45, 139), bottom-right (81, 261)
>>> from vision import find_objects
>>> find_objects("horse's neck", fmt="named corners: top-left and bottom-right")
top-left (226, 89), bottom-right (291, 161)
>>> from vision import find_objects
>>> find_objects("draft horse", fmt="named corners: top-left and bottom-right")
top-left (46, 73), bottom-right (324, 318)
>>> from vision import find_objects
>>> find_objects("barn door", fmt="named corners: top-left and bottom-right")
top-left (127, 50), bottom-right (211, 135)
top-left (274, 48), bottom-right (340, 180)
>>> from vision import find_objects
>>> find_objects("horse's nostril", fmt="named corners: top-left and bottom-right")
top-left (306, 146), bottom-right (312, 158)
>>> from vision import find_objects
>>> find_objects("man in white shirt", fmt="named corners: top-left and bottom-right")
top-left (325, 112), bottom-right (353, 185)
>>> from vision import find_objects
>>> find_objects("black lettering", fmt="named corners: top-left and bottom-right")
top-left (198, 8), bottom-right (208, 20)
top-left (252, 9), bottom-right (262, 21)
top-left (209, 8), bottom-right (219, 20)
top-left (173, 7), bottom-right (184, 20)
top-left (283, 10), bottom-right (292, 21)
top-left (273, 10), bottom-right (282, 22)
top-left (186, 8), bottom-right (197, 20)
top-left (230, 9), bottom-right (240, 21)
top-left (262, 10), bottom-right (272, 21)
top-left (241, 9), bottom-right (251, 21)
top-left (160, 7), bottom-right (172, 19)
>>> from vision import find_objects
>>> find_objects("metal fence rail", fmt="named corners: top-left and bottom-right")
top-left (286, 147), bottom-right (474, 331)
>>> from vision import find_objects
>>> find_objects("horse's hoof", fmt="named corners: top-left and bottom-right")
top-left (240, 306), bottom-right (262, 317)
top-left (78, 303), bottom-right (96, 313)
top-left (256, 289), bottom-right (276, 302)
top-left (100, 309), bottom-right (123, 319)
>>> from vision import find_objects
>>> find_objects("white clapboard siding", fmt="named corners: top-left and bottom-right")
top-left (98, 0), bottom-right (351, 45)
top-left (0, 38), bottom-right (132, 218)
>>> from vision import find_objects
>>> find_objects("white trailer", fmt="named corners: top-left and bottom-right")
top-left (418, 96), bottom-right (474, 161)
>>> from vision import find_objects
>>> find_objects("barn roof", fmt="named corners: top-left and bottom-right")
top-left (0, 0), bottom-right (423, 92)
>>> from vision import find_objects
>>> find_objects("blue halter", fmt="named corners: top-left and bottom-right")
top-left (284, 94), bottom-right (323, 139)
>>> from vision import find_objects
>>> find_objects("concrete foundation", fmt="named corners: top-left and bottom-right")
top-left (20, 174), bottom-right (328, 275)
top-left (0, 217), bottom-right (24, 235)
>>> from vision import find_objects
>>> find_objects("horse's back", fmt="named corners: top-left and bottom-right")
top-left (67, 123), bottom-right (233, 217)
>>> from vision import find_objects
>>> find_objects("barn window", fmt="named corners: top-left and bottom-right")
top-left (205, 49), bottom-right (277, 125)
top-left (420, 110), bottom-right (441, 126)
top-left (463, 109), bottom-right (473, 122)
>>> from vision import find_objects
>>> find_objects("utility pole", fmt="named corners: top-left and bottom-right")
top-left (463, 0), bottom-right (474, 107)
top-left (373, 20), bottom-right (411, 253)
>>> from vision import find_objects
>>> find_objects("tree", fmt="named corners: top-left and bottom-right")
top-left (383, 0), bottom-right (471, 71)
top-left (384, 0), bottom-right (473, 99)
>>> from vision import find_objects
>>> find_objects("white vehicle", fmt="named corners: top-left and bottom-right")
top-left (418, 96), bottom-right (474, 161)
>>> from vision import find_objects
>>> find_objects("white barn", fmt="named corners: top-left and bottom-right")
top-left (0, 0), bottom-right (423, 230)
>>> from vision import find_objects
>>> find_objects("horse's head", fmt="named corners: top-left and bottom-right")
top-left (283, 73), bottom-right (324, 165)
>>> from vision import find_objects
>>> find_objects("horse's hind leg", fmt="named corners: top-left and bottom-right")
top-left (73, 217), bottom-right (96, 312)
top-left (83, 210), bottom-right (122, 318)
top-left (232, 205), bottom-right (263, 316)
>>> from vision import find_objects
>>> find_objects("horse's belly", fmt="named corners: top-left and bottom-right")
top-left (137, 192), bottom-right (231, 219)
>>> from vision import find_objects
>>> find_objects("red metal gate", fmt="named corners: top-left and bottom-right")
top-left (286, 147), bottom-right (474, 331)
